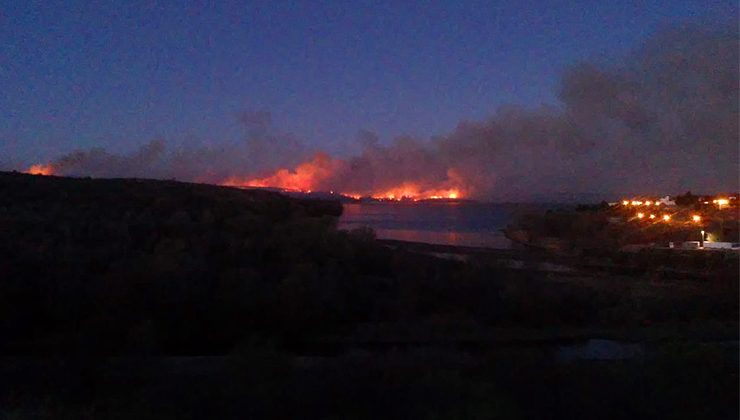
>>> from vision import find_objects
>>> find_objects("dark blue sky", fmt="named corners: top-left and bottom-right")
top-left (1, 0), bottom-right (736, 164)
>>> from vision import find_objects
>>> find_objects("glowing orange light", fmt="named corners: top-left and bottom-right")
top-left (637, 212), bottom-right (645, 219)
top-left (375, 183), bottom-right (462, 201)
top-left (220, 155), bottom-right (466, 201)
top-left (662, 214), bottom-right (671, 221)
top-left (631, 201), bottom-right (643, 206)
top-left (692, 215), bottom-right (701, 222)
top-left (622, 200), bottom-right (629, 206)
top-left (644, 200), bottom-right (652, 206)
top-left (649, 214), bottom-right (656, 219)
top-left (26, 164), bottom-right (55, 176)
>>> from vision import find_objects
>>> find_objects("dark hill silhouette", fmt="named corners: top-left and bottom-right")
top-left (0, 171), bottom-right (737, 419)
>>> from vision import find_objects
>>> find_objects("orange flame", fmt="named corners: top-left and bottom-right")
top-left (221, 155), bottom-right (466, 201)
top-left (221, 153), bottom-right (342, 192)
top-left (28, 154), bottom-right (468, 201)
top-left (369, 183), bottom-right (462, 201)
top-left (26, 164), bottom-right (55, 176)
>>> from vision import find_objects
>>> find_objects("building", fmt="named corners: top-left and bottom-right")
top-left (703, 242), bottom-right (740, 250)
top-left (656, 196), bottom-right (675, 206)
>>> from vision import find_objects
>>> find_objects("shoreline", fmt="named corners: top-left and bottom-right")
top-left (377, 238), bottom-right (520, 257)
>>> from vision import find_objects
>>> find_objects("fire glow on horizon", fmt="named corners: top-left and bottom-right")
top-left (9, 24), bottom-right (739, 202)
top-left (221, 155), bottom-right (465, 201)
top-left (24, 157), bottom-right (466, 201)
top-left (26, 164), bottom-right (55, 176)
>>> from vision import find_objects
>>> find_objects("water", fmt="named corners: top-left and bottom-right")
top-left (338, 202), bottom-right (549, 249)
top-left (557, 339), bottom-right (644, 361)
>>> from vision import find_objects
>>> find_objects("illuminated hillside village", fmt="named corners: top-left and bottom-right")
top-left (503, 192), bottom-right (739, 255)
top-left (609, 193), bottom-right (739, 250)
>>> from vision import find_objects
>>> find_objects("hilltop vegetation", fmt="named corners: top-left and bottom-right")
top-left (0, 172), bottom-right (737, 419)
top-left (2, 171), bottom-right (737, 357)
top-left (509, 201), bottom-right (739, 253)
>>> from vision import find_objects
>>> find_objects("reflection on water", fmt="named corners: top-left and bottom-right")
top-left (365, 228), bottom-right (510, 248)
top-left (339, 202), bottom-right (546, 248)
top-left (557, 339), bottom-right (645, 361)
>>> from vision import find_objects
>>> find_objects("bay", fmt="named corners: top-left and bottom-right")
top-left (338, 202), bottom-right (551, 249)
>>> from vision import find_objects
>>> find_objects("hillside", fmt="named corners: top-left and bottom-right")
top-left (0, 171), bottom-right (376, 354)
top-left (0, 172), bottom-right (737, 419)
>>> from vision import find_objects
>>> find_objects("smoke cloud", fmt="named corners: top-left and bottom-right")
top-left (19, 23), bottom-right (739, 201)
top-left (33, 110), bottom-right (311, 183)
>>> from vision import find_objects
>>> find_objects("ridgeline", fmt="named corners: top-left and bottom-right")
top-left (0, 171), bottom-right (737, 419)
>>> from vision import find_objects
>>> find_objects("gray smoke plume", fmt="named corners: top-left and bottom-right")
top-left (321, 23), bottom-right (739, 200)
top-left (24, 23), bottom-right (739, 201)
top-left (38, 110), bottom-right (310, 183)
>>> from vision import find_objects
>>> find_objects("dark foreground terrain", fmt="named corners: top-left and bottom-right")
top-left (0, 172), bottom-right (737, 419)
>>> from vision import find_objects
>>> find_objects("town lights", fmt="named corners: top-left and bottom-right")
top-left (649, 214), bottom-right (656, 219)
top-left (622, 200), bottom-right (629, 205)
top-left (631, 201), bottom-right (643, 206)
top-left (637, 212), bottom-right (645, 219)
top-left (662, 214), bottom-right (671, 221)
top-left (692, 215), bottom-right (701, 222)
top-left (644, 200), bottom-right (652, 206)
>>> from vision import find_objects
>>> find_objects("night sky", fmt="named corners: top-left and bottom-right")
top-left (1, 1), bottom-right (738, 200)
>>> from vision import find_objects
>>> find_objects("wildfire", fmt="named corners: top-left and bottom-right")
top-left (221, 153), bottom-right (342, 192)
top-left (26, 154), bottom-right (467, 201)
top-left (26, 164), bottom-right (55, 176)
top-left (220, 154), bottom-right (466, 201)
top-left (371, 183), bottom-right (461, 201)
top-left (339, 188), bottom-right (461, 201)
